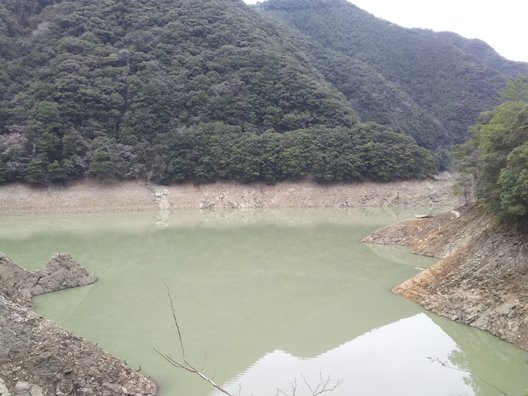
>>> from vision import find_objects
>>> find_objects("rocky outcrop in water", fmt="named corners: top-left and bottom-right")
top-left (0, 253), bottom-right (96, 307)
top-left (0, 254), bottom-right (157, 396)
top-left (364, 206), bottom-right (528, 351)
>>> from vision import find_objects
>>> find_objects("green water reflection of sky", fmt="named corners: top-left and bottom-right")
top-left (0, 208), bottom-right (527, 396)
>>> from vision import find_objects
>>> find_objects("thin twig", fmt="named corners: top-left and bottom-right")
top-left (157, 288), bottom-right (342, 396)
top-left (164, 283), bottom-right (186, 359)
top-left (155, 286), bottom-right (233, 396)
top-left (153, 347), bottom-right (233, 395)
top-left (302, 373), bottom-right (343, 396)
top-left (276, 378), bottom-right (297, 396)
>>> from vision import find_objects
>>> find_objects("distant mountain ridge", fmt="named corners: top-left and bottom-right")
top-left (423, 30), bottom-right (528, 77)
top-left (257, 0), bottom-right (528, 144)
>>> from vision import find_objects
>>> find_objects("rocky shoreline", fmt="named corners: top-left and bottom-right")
top-left (364, 206), bottom-right (528, 351)
top-left (0, 174), bottom-right (462, 215)
top-left (0, 254), bottom-right (157, 396)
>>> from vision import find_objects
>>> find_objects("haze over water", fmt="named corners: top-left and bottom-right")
top-left (1, 208), bottom-right (527, 395)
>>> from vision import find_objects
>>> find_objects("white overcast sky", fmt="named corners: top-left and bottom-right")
top-left (243, 0), bottom-right (528, 63)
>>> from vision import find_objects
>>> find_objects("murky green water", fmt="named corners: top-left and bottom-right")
top-left (1, 208), bottom-right (527, 396)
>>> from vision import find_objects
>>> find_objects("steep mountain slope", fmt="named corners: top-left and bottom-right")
top-left (257, 0), bottom-right (528, 145)
top-left (0, 0), bottom-right (356, 136)
top-left (0, 0), bottom-right (437, 184)
top-left (304, 42), bottom-right (446, 148)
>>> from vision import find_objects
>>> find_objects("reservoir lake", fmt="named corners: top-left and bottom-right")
top-left (1, 208), bottom-right (527, 396)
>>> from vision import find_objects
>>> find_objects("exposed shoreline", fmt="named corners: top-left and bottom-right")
top-left (0, 174), bottom-right (462, 215)
top-left (0, 254), bottom-right (157, 396)
top-left (364, 206), bottom-right (528, 352)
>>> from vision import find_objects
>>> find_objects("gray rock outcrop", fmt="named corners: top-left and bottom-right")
top-left (365, 206), bottom-right (528, 351)
top-left (0, 253), bottom-right (96, 307)
top-left (0, 254), bottom-right (157, 395)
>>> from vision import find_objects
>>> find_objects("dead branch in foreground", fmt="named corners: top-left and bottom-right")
top-left (153, 287), bottom-right (231, 395)
top-left (155, 286), bottom-right (342, 396)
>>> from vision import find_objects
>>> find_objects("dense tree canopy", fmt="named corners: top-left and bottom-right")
top-left (455, 78), bottom-right (528, 225)
top-left (0, 0), bottom-right (527, 185)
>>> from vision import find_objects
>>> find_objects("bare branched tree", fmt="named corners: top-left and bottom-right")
top-left (155, 286), bottom-right (342, 396)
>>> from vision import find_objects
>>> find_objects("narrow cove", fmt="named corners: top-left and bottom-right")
top-left (1, 208), bottom-right (527, 396)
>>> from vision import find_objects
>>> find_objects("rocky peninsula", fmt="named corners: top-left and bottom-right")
top-left (364, 206), bottom-right (528, 351)
top-left (0, 253), bottom-right (157, 396)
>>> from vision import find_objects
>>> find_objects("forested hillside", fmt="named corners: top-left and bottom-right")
top-left (0, 0), bottom-right (439, 184)
top-left (0, 0), bottom-right (526, 185)
top-left (258, 0), bottom-right (528, 145)
top-left (455, 77), bottom-right (528, 226)
top-left (302, 42), bottom-right (446, 149)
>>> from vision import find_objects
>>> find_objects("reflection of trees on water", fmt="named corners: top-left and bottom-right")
top-left (448, 350), bottom-right (481, 394)
top-left (431, 313), bottom-right (528, 396)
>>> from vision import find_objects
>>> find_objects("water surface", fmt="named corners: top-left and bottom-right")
top-left (0, 208), bottom-right (526, 396)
